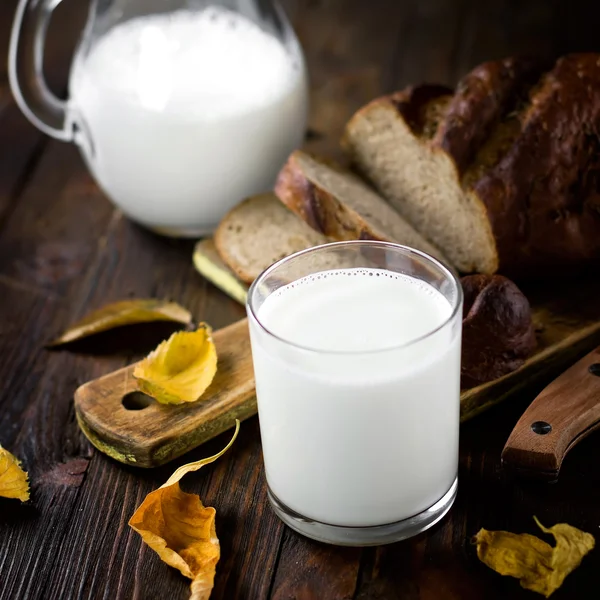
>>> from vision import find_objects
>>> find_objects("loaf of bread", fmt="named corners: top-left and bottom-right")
top-left (342, 54), bottom-right (600, 277)
top-left (274, 150), bottom-right (448, 264)
top-left (461, 274), bottom-right (536, 388)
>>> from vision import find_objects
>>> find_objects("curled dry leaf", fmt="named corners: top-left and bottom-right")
top-left (133, 325), bottom-right (217, 405)
top-left (129, 421), bottom-right (240, 600)
top-left (48, 299), bottom-right (192, 346)
top-left (474, 517), bottom-right (595, 597)
top-left (0, 445), bottom-right (30, 502)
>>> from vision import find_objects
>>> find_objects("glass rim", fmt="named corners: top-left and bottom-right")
top-left (246, 240), bottom-right (463, 355)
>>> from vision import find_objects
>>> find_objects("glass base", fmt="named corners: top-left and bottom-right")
top-left (267, 477), bottom-right (458, 547)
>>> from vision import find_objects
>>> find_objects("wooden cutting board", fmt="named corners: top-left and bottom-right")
top-left (75, 318), bottom-right (256, 468)
top-left (75, 243), bottom-right (600, 468)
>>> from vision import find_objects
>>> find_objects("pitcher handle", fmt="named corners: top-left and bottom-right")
top-left (9, 0), bottom-right (73, 141)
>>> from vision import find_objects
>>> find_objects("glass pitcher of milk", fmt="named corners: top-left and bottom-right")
top-left (9, 0), bottom-right (308, 236)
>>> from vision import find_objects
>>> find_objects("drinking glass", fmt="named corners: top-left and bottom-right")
top-left (246, 241), bottom-right (463, 546)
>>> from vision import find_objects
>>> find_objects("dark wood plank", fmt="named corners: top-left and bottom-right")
top-left (0, 178), bottom-right (267, 599)
top-left (1, 1), bottom-right (600, 600)
top-left (0, 102), bottom-right (45, 222)
top-left (0, 144), bottom-right (116, 600)
top-left (270, 532), bottom-right (361, 600)
top-left (554, 0), bottom-right (600, 55)
top-left (0, 144), bottom-right (113, 293)
top-left (453, 0), bottom-right (558, 75)
top-left (0, 0), bottom-right (86, 222)
top-left (0, 0), bottom-right (19, 84)
top-left (352, 390), bottom-right (600, 600)
top-left (0, 0), bottom-right (87, 86)
top-left (208, 419), bottom-right (284, 600)
top-left (385, 0), bottom-right (469, 89)
top-left (291, 0), bottom-right (414, 161)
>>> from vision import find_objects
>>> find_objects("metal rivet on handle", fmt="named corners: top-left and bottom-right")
top-left (589, 363), bottom-right (600, 376)
top-left (531, 421), bottom-right (552, 435)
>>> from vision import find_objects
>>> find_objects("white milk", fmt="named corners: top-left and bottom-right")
top-left (249, 268), bottom-right (461, 527)
top-left (69, 7), bottom-right (307, 235)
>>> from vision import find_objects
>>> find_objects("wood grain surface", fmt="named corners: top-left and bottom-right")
top-left (1, 1), bottom-right (600, 599)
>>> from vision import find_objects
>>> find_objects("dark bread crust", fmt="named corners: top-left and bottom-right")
top-left (388, 84), bottom-right (453, 137)
top-left (275, 153), bottom-right (326, 233)
top-left (276, 153), bottom-right (371, 241)
top-left (275, 151), bottom-right (401, 243)
top-left (434, 57), bottom-right (545, 175)
top-left (473, 54), bottom-right (600, 276)
top-left (343, 53), bottom-right (600, 277)
top-left (461, 274), bottom-right (536, 389)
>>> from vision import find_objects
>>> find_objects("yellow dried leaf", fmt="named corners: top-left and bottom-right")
top-left (133, 325), bottom-right (217, 405)
top-left (0, 445), bottom-right (30, 502)
top-left (474, 517), bottom-right (595, 597)
top-left (49, 299), bottom-right (192, 346)
top-left (129, 421), bottom-right (240, 600)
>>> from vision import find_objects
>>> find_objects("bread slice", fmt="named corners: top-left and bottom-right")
top-left (274, 150), bottom-right (449, 265)
top-left (342, 85), bottom-right (500, 274)
top-left (342, 55), bottom-right (600, 277)
top-left (214, 193), bottom-right (328, 284)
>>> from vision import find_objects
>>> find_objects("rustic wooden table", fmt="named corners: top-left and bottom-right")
top-left (1, 0), bottom-right (599, 598)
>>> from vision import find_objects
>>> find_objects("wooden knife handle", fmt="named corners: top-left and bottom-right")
top-left (501, 346), bottom-right (600, 481)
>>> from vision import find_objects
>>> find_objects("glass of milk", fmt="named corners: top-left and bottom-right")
top-left (9, 0), bottom-right (308, 236)
top-left (247, 241), bottom-right (463, 546)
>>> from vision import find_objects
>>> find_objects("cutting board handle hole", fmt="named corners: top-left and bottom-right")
top-left (122, 391), bottom-right (154, 411)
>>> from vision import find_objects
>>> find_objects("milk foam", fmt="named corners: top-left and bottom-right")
top-left (80, 7), bottom-right (301, 115)
top-left (258, 268), bottom-right (453, 352)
